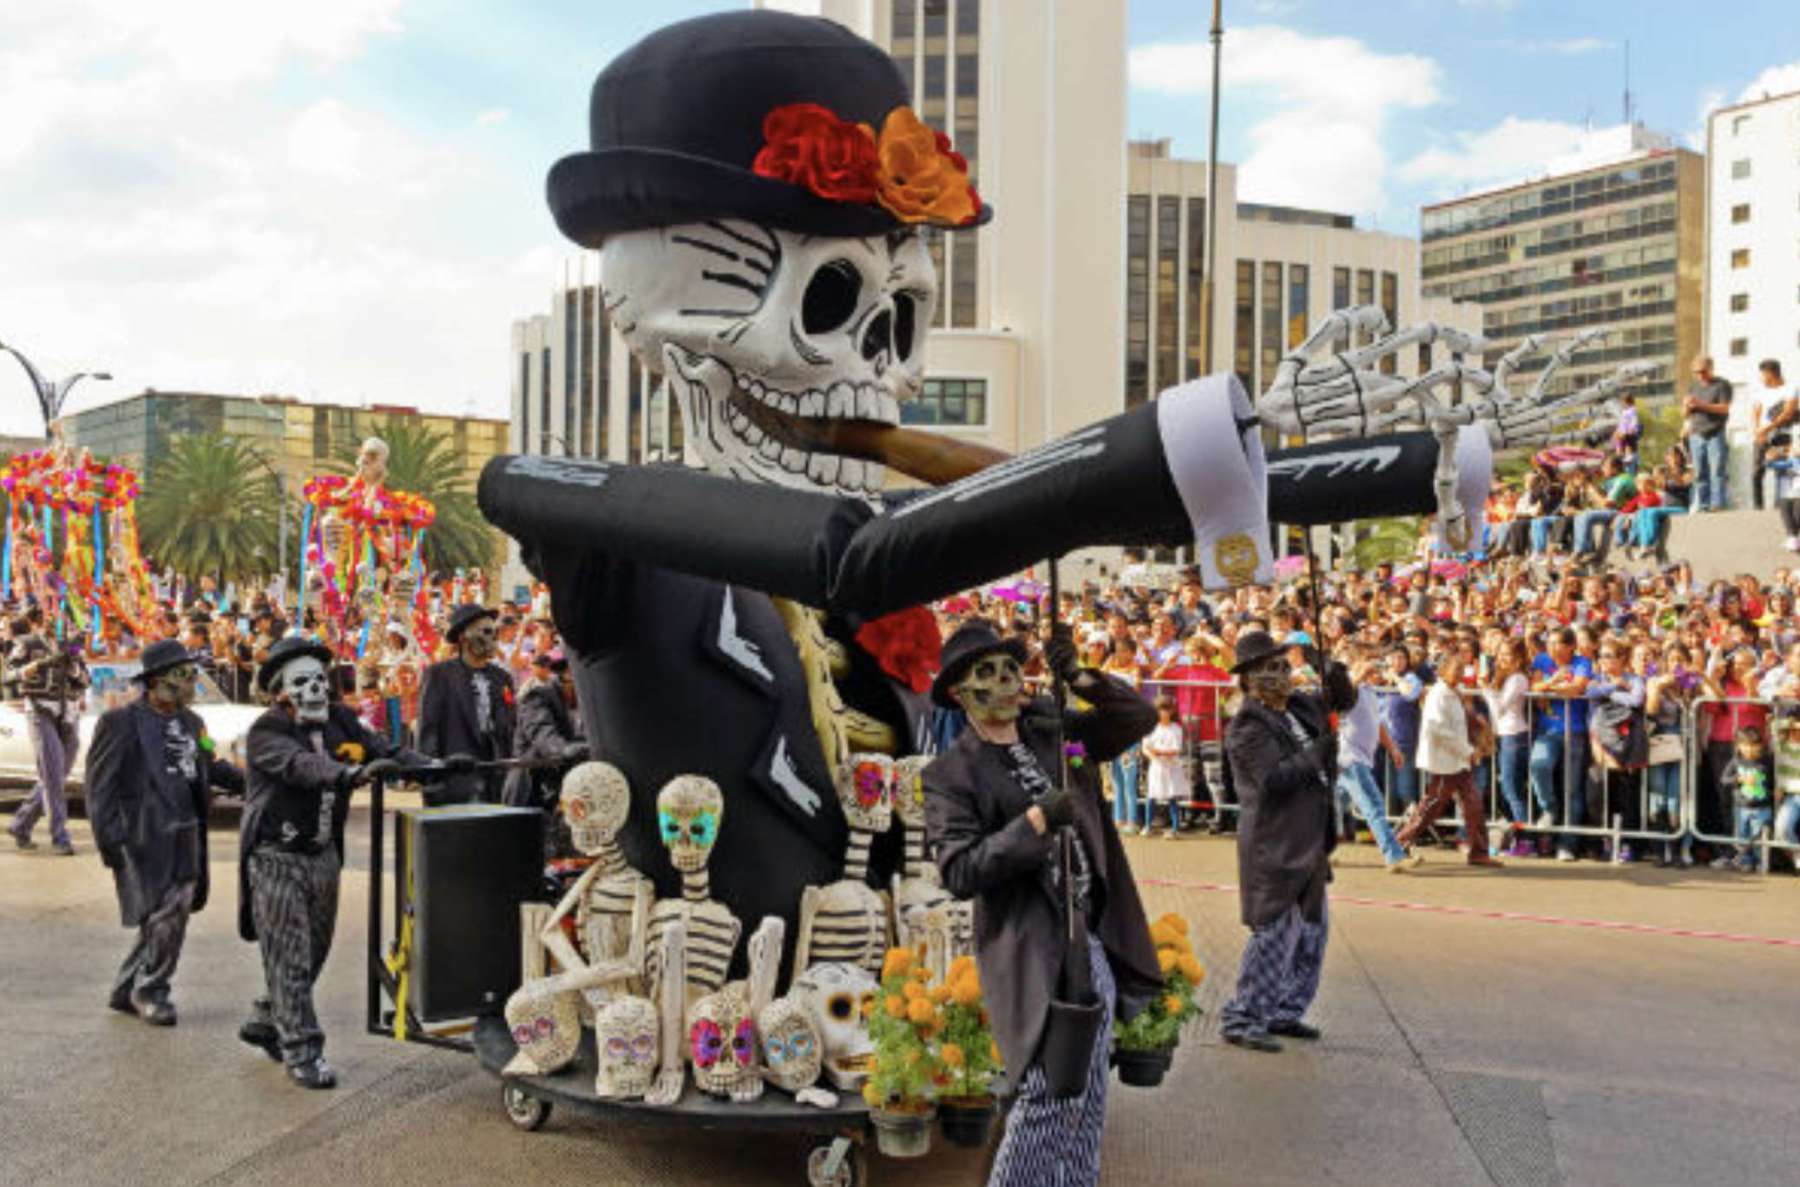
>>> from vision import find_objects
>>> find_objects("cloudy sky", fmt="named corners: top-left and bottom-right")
top-left (2, 0), bottom-right (1796, 438)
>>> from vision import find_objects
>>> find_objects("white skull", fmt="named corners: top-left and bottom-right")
top-left (501, 981), bottom-right (582, 1076)
top-left (758, 995), bottom-right (824, 1095)
top-left (686, 982), bottom-right (758, 1098)
top-left (657, 775), bottom-right (723, 874)
top-left (561, 761), bottom-right (630, 855)
top-left (955, 652), bottom-right (1024, 725)
top-left (278, 655), bottom-right (331, 725)
top-left (792, 962), bottom-right (877, 1074)
top-left (836, 753), bottom-right (893, 835)
top-left (594, 994), bottom-right (659, 1099)
top-left (891, 755), bottom-right (930, 830)
top-left (600, 221), bottom-right (939, 501)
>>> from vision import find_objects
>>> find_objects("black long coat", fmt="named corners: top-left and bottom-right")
top-left (1226, 688), bottom-right (1348, 928)
top-left (923, 672), bottom-right (1164, 1088)
top-left (85, 699), bottom-right (244, 927)
top-left (416, 658), bottom-right (515, 802)
top-left (501, 678), bottom-right (582, 808)
top-left (237, 703), bottom-right (427, 941)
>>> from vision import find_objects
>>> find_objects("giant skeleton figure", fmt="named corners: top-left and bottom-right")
top-left (476, 11), bottom-right (1535, 980)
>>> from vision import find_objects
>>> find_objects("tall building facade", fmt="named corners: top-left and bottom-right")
top-left (1704, 89), bottom-right (1800, 392)
top-left (1419, 125), bottom-right (1705, 405)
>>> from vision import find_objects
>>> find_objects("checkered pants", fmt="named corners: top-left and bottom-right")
top-left (246, 848), bottom-right (340, 1065)
top-left (1220, 900), bottom-right (1328, 1038)
top-left (988, 934), bottom-right (1116, 1187)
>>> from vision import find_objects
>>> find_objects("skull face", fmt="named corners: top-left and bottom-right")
top-left (601, 221), bottom-right (938, 501)
top-left (758, 996), bottom-right (824, 1095)
top-left (561, 761), bottom-right (630, 855)
top-left (500, 981), bottom-right (581, 1076)
top-left (687, 983), bottom-right (758, 1097)
top-left (891, 755), bottom-right (929, 830)
top-left (836, 753), bottom-right (893, 834)
top-left (356, 437), bottom-right (389, 487)
top-left (657, 775), bottom-right (723, 874)
top-left (953, 653), bottom-right (1024, 726)
top-left (792, 962), bottom-right (877, 1073)
top-left (278, 656), bottom-right (331, 725)
top-left (593, 995), bottom-right (659, 1099)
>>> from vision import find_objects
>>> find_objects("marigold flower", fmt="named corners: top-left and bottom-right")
top-left (929, 985), bottom-right (952, 1005)
top-left (1179, 955), bottom-right (1205, 983)
top-left (940, 1042), bottom-right (965, 1067)
top-left (907, 997), bottom-right (935, 1025)
top-left (873, 106), bottom-right (979, 226)
top-left (885, 994), bottom-right (907, 1019)
top-left (1157, 949), bottom-right (1178, 974)
top-left (948, 955), bottom-right (977, 981)
top-left (1159, 913), bottom-right (1190, 938)
top-left (903, 980), bottom-right (926, 1001)
top-left (1164, 994), bottom-right (1186, 1016)
top-left (862, 1082), bottom-right (884, 1107)
top-left (990, 1038), bottom-right (1003, 1065)
top-left (882, 947), bottom-right (914, 978)
top-left (911, 966), bottom-right (933, 984)
top-left (952, 978), bottom-right (982, 1007)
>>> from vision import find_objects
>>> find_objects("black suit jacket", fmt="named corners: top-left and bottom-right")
top-left (416, 658), bottom-right (515, 801)
top-left (922, 672), bottom-right (1163, 1087)
top-left (86, 699), bottom-right (244, 927)
top-left (501, 679), bottom-right (583, 807)
top-left (1226, 688), bottom-right (1349, 928)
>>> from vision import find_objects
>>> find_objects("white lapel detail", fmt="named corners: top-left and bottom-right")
top-left (718, 586), bottom-right (773, 682)
top-left (769, 736), bottom-right (823, 817)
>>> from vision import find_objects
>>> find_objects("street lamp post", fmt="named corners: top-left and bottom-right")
top-left (0, 338), bottom-right (112, 440)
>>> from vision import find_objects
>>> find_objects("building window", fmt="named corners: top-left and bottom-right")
top-left (1354, 269), bottom-right (1375, 346)
top-left (1731, 203), bottom-right (1751, 224)
top-left (900, 377), bottom-right (987, 426)
top-left (1379, 272), bottom-right (1398, 374)
top-left (1125, 195), bottom-right (1149, 407)
top-left (541, 348), bottom-right (552, 450)
top-left (627, 356), bottom-right (643, 464)
top-left (1731, 248), bottom-right (1751, 269)
top-left (1732, 113), bottom-right (1752, 135)
top-left (1286, 264), bottom-right (1309, 348)
top-left (1259, 262), bottom-right (1282, 396)
top-left (1184, 197), bottom-right (1205, 379)
top-left (1154, 195), bottom-right (1180, 396)
top-left (1233, 260), bottom-right (1255, 394)
top-left (1730, 293), bottom-right (1750, 313)
top-left (1331, 267), bottom-right (1351, 349)
top-left (1729, 337), bottom-right (1749, 357)
top-left (518, 353), bottom-right (530, 452)
top-left (1731, 159), bottom-right (1751, 180)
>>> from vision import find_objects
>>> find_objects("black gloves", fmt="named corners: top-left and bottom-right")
top-left (362, 758), bottom-right (402, 784)
top-left (1044, 622), bottom-right (1080, 685)
top-left (560, 741), bottom-right (591, 764)
top-left (1034, 785), bottom-right (1076, 832)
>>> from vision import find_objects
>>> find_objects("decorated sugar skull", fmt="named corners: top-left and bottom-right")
top-left (502, 981), bottom-right (582, 1076)
top-left (891, 755), bottom-right (930, 830)
top-left (686, 983), bottom-right (759, 1098)
top-left (594, 994), bottom-right (659, 1099)
top-left (657, 775), bottom-right (723, 874)
top-left (792, 962), bottom-right (878, 1073)
top-left (758, 995), bottom-right (824, 1095)
top-left (836, 752), bottom-right (894, 834)
top-left (563, 761), bottom-right (631, 856)
top-left (278, 656), bottom-right (331, 725)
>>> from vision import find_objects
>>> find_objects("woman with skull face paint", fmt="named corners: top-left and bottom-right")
top-left (236, 636), bottom-right (436, 1089)
top-left (1219, 630), bottom-right (1355, 1052)
top-left (922, 622), bottom-right (1163, 1187)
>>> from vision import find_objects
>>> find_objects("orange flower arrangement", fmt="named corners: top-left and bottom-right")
top-left (751, 102), bottom-right (981, 228)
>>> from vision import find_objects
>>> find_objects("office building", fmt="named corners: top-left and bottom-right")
top-left (1419, 124), bottom-right (1705, 405)
top-left (1704, 88), bottom-right (1800, 393)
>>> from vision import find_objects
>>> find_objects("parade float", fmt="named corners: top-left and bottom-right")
top-left (1, 446), bottom-right (152, 642)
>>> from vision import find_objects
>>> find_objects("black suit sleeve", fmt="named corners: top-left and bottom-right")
top-left (516, 686), bottom-right (575, 759)
top-left (1265, 432), bottom-right (1440, 525)
top-left (1061, 672), bottom-right (1158, 763)
top-left (85, 710), bottom-right (135, 851)
top-left (1227, 710), bottom-right (1323, 810)
top-left (923, 774), bottom-right (1055, 901)
top-left (247, 718), bottom-right (345, 793)
top-left (416, 664), bottom-right (448, 758)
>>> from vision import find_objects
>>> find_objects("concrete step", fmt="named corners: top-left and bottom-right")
top-left (1664, 508), bottom-right (1796, 581)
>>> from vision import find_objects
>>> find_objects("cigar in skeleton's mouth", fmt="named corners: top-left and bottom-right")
top-left (737, 394), bottom-right (1009, 488)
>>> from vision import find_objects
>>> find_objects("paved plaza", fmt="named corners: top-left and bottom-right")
top-left (2, 804), bottom-right (1796, 1187)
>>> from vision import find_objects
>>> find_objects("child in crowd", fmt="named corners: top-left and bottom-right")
top-left (1719, 724), bottom-right (1774, 872)
top-left (1142, 695), bottom-right (1187, 839)
top-left (1772, 714), bottom-right (1800, 868)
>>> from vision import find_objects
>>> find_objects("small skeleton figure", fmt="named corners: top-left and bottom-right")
top-left (758, 994), bottom-right (838, 1108)
top-left (355, 436), bottom-right (390, 513)
top-left (593, 995), bottom-right (660, 1099)
top-left (501, 979), bottom-right (582, 1077)
top-left (684, 917), bottom-right (783, 1103)
top-left (791, 961), bottom-right (880, 1092)
top-left (793, 754), bottom-right (893, 978)
top-left (889, 755), bottom-right (971, 969)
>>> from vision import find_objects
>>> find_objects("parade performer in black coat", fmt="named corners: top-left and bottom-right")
top-left (1219, 630), bottom-right (1355, 1052)
top-left (500, 648), bottom-right (588, 810)
top-left (417, 604), bottom-right (514, 805)
top-left (923, 622), bottom-right (1162, 1187)
top-left (236, 636), bottom-right (436, 1089)
top-left (87, 640), bottom-right (245, 1026)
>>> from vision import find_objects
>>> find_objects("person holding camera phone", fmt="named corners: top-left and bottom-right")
top-left (6, 608), bottom-right (90, 856)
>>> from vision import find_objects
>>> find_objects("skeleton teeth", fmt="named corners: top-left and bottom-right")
top-left (779, 392), bottom-right (799, 415)
top-left (735, 371), bottom-right (753, 391)
top-left (854, 387), bottom-right (877, 419)
top-left (759, 436), bottom-right (782, 460)
top-left (801, 391), bottom-right (825, 417)
top-left (750, 379), bottom-right (767, 401)
top-left (827, 382), bottom-right (854, 418)
top-left (744, 422), bottom-right (765, 446)
top-left (807, 454), bottom-right (841, 484)
top-left (779, 446), bottom-right (807, 473)
top-left (876, 393), bottom-right (899, 424)
top-left (838, 458), bottom-right (865, 490)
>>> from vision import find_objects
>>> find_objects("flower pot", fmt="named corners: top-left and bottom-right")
top-left (1114, 1047), bottom-right (1173, 1088)
top-left (937, 1096), bottom-right (997, 1148)
top-left (871, 1105), bottom-right (936, 1159)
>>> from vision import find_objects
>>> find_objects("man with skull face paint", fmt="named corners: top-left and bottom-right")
top-left (922, 622), bottom-right (1162, 1187)
top-left (417, 604), bottom-right (514, 805)
top-left (86, 640), bottom-right (245, 1027)
top-left (236, 636), bottom-right (436, 1088)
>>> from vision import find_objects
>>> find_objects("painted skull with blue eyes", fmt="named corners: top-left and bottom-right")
top-left (594, 994), bottom-right (660, 1099)
top-left (757, 995), bottom-right (824, 1095)
top-left (656, 774), bottom-right (724, 874)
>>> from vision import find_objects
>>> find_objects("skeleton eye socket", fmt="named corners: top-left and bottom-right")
top-left (893, 293), bottom-right (918, 361)
top-left (827, 992), bottom-right (854, 1021)
top-left (790, 1032), bottom-right (815, 1058)
top-left (802, 259), bottom-right (862, 335)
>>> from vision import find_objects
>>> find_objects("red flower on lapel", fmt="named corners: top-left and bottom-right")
top-left (854, 606), bottom-right (942, 695)
top-left (502, 685), bottom-right (515, 708)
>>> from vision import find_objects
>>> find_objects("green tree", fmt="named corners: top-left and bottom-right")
top-left (1350, 516), bottom-right (1424, 569)
top-left (330, 418), bottom-right (497, 574)
top-left (138, 433), bottom-right (282, 581)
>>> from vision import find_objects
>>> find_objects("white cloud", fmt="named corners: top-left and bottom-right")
top-left (1733, 61), bottom-right (1800, 104)
top-left (1499, 37), bottom-right (1613, 55)
top-left (1397, 116), bottom-right (1590, 188)
top-left (1130, 27), bottom-right (1441, 215)
top-left (474, 108), bottom-right (511, 127)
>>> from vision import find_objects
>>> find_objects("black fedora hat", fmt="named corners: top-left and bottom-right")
top-left (547, 10), bottom-right (992, 247)
top-left (135, 639), bottom-right (201, 683)
top-left (930, 621), bottom-right (1027, 709)
top-left (1230, 630), bottom-right (1288, 675)
top-left (445, 603), bottom-right (497, 644)
top-left (257, 635), bottom-right (335, 694)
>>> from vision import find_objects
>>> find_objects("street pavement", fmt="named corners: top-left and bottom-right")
top-left (2, 806), bottom-right (1796, 1187)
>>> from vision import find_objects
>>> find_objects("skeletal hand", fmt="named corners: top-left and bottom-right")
top-left (645, 1068), bottom-right (684, 1107)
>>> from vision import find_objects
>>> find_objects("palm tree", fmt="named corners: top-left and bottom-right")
top-left (138, 433), bottom-right (282, 582)
top-left (330, 418), bottom-right (497, 574)
top-left (1350, 516), bottom-right (1424, 570)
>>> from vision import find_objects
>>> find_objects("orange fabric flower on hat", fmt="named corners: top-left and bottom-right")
top-left (750, 102), bottom-right (980, 228)
top-left (872, 106), bottom-right (980, 227)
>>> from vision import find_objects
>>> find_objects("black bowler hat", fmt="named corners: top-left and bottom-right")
top-left (257, 635), bottom-right (335, 694)
top-left (135, 639), bottom-right (201, 683)
top-left (1230, 630), bottom-right (1288, 675)
top-left (930, 622), bottom-right (1027, 710)
top-left (445, 603), bottom-right (497, 644)
top-left (547, 10), bottom-right (992, 247)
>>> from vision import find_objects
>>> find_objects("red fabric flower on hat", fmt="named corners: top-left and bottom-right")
top-left (855, 606), bottom-right (942, 695)
top-left (752, 103), bottom-right (880, 205)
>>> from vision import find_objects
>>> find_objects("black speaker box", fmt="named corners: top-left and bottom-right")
top-left (395, 805), bottom-right (542, 1022)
